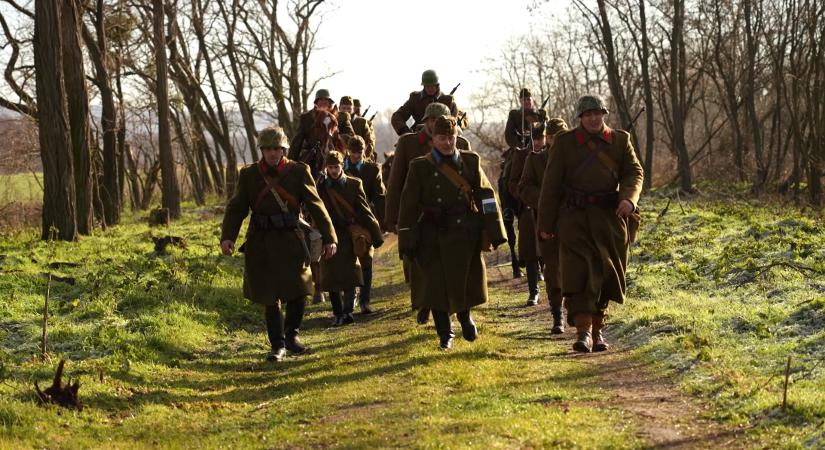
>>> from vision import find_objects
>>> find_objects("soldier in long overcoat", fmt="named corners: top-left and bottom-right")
top-left (317, 150), bottom-right (383, 326)
top-left (221, 126), bottom-right (337, 361)
top-left (518, 118), bottom-right (568, 333)
top-left (397, 116), bottom-right (506, 350)
top-left (344, 136), bottom-right (386, 313)
top-left (537, 95), bottom-right (644, 353)
top-left (390, 70), bottom-right (459, 136)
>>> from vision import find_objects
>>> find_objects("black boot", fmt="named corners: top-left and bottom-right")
top-left (456, 310), bottom-right (478, 342)
top-left (525, 262), bottom-right (540, 306)
top-left (432, 310), bottom-right (454, 350)
top-left (416, 308), bottom-right (431, 325)
top-left (342, 289), bottom-right (356, 325)
top-left (551, 305), bottom-right (565, 334)
top-left (264, 303), bottom-right (286, 361)
top-left (329, 291), bottom-right (344, 326)
top-left (359, 261), bottom-right (374, 314)
top-left (284, 296), bottom-right (309, 355)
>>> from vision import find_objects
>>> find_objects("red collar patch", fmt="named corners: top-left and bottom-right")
top-left (601, 127), bottom-right (613, 144)
top-left (574, 130), bottom-right (586, 146)
top-left (418, 131), bottom-right (429, 145)
top-left (575, 127), bottom-right (613, 145)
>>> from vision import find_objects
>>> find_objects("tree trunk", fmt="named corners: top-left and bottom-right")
top-left (153, 0), bottom-right (181, 219)
top-left (744, 0), bottom-right (767, 190)
top-left (60, 0), bottom-right (93, 235)
top-left (35, 0), bottom-right (77, 241)
top-left (639, 0), bottom-right (655, 191)
top-left (671, 0), bottom-right (693, 192)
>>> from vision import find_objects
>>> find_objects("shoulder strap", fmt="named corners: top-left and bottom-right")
top-left (424, 153), bottom-right (478, 212)
top-left (255, 162), bottom-right (298, 212)
top-left (326, 185), bottom-right (357, 221)
top-left (572, 131), bottom-right (620, 181)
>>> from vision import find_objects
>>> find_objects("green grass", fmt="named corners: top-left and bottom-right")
top-left (0, 172), bottom-right (42, 204)
top-left (0, 185), bottom-right (823, 449)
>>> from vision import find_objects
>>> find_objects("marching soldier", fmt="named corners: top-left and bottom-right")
top-left (397, 116), bottom-right (506, 349)
top-left (537, 95), bottom-right (643, 353)
top-left (518, 118), bottom-right (568, 333)
top-left (353, 99), bottom-right (363, 118)
top-left (344, 136), bottom-right (386, 313)
top-left (500, 88), bottom-right (547, 280)
top-left (352, 115), bottom-right (377, 161)
top-left (390, 70), bottom-right (458, 136)
top-left (317, 150), bottom-right (384, 326)
top-left (337, 96), bottom-right (356, 138)
top-left (220, 126), bottom-right (338, 361)
top-left (288, 89), bottom-right (334, 164)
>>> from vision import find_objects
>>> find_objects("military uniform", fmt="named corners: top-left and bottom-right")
top-left (344, 136), bottom-right (386, 313)
top-left (390, 70), bottom-right (458, 136)
top-left (318, 151), bottom-right (384, 325)
top-left (221, 126), bottom-right (337, 360)
top-left (288, 90), bottom-right (345, 179)
top-left (352, 116), bottom-right (376, 161)
top-left (385, 103), bottom-right (470, 231)
top-left (519, 118), bottom-right (568, 332)
top-left (537, 95), bottom-right (643, 352)
top-left (397, 116), bottom-right (506, 350)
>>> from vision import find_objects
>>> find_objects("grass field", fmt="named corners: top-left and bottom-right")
top-left (0, 186), bottom-right (823, 449)
top-left (0, 172), bottom-right (42, 204)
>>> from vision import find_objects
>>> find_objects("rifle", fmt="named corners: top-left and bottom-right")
top-left (362, 105), bottom-right (371, 118)
top-left (626, 107), bottom-right (645, 132)
top-left (449, 82), bottom-right (461, 96)
top-left (368, 112), bottom-right (377, 123)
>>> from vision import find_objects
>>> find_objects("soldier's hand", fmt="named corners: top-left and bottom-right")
top-left (539, 231), bottom-right (556, 241)
top-left (220, 240), bottom-right (235, 255)
top-left (616, 200), bottom-right (635, 218)
top-left (323, 243), bottom-right (337, 259)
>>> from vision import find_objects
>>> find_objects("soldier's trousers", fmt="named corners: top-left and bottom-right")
top-left (264, 296), bottom-right (308, 349)
top-left (526, 261), bottom-right (540, 297)
top-left (359, 258), bottom-right (373, 308)
top-left (329, 289), bottom-right (356, 316)
top-left (503, 213), bottom-right (518, 268)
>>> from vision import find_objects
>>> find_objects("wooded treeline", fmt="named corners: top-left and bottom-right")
top-left (0, 0), bottom-right (328, 240)
top-left (473, 0), bottom-right (825, 201)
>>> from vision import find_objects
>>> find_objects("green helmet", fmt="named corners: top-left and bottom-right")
top-left (423, 102), bottom-right (450, 121)
top-left (546, 117), bottom-right (569, 136)
top-left (314, 89), bottom-right (333, 104)
top-left (421, 69), bottom-right (439, 85)
top-left (576, 95), bottom-right (608, 117)
top-left (353, 98), bottom-right (362, 108)
top-left (339, 96), bottom-right (353, 106)
top-left (257, 126), bottom-right (289, 149)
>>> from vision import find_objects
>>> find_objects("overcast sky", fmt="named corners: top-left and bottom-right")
top-left (310, 0), bottom-right (563, 114)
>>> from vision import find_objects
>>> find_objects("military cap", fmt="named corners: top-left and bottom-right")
top-left (353, 99), bottom-right (361, 108)
top-left (340, 96), bottom-right (354, 106)
top-left (347, 135), bottom-right (366, 153)
top-left (314, 89), bottom-right (333, 104)
top-left (530, 121), bottom-right (546, 139)
top-left (547, 117), bottom-right (569, 136)
top-left (421, 69), bottom-right (439, 85)
top-left (423, 102), bottom-right (451, 121)
top-left (519, 88), bottom-right (532, 99)
top-left (433, 116), bottom-right (459, 136)
top-left (576, 94), bottom-right (608, 117)
top-left (257, 126), bottom-right (289, 149)
top-left (325, 150), bottom-right (344, 166)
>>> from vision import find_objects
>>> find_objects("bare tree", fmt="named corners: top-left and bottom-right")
top-left (153, 0), bottom-right (180, 218)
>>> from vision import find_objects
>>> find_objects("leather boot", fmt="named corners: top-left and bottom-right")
top-left (416, 308), bottom-right (430, 325)
top-left (456, 310), bottom-right (478, 342)
top-left (525, 262), bottom-right (540, 306)
top-left (573, 313), bottom-right (593, 353)
top-left (264, 303), bottom-right (286, 360)
top-left (432, 310), bottom-right (454, 350)
top-left (551, 305), bottom-right (565, 334)
top-left (284, 297), bottom-right (309, 355)
top-left (592, 314), bottom-right (609, 352)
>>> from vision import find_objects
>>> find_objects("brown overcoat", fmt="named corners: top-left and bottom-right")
top-left (503, 108), bottom-right (546, 150)
top-left (317, 174), bottom-right (383, 292)
top-left (508, 146), bottom-right (538, 263)
top-left (390, 90), bottom-right (458, 135)
top-left (384, 130), bottom-right (470, 230)
top-left (518, 147), bottom-right (558, 287)
top-left (536, 126), bottom-right (644, 314)
top-left (221, 160), bottom-right (337, 305)
top-left (397, 150), bottom-right (500, 314)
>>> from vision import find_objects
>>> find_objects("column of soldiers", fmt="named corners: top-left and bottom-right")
top-left (219, 67), bottom-right (642, 361)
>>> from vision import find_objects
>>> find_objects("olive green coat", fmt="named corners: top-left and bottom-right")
top-left (317, 174), bottom-right (383, 292)
top-left (384, 131), bottom-right (470, 230)
top-left (518, 147), bottom-right (559, 288)
top-left (221, 160), bottom-right (337, 305)
top-left (352, 117), bottom-right (376, 160)
top-left (345, 159), bottom-right (386, 227)
top-left (508, 147), bottom-right (538, 263)
top-left (503, 108), bottom-right (547, 150)
top-left (390, 90), bottom-right (458, 135)
top-left (397, 150), bottom-right (498, 314)
top-left (337, 111), bottom-right (355, 137)
top-left (536, 126), bottom-right (644, 315)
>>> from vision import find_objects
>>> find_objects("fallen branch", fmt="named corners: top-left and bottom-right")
top-left (35, 360), bottom-right (82, 410)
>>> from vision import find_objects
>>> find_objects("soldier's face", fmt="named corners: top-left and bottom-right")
top-left (581, 110), bottom-right (607, 133)
top-left (326, 164), bottom-right (343, 179)
top-left (315, 99), bottom-right (332, 111)
top-left (522, 97), bottom-right (533, 110)
top-left (424, 84), bottom-right (439, 96)
top-left (433, 134), bottom-right (456, 155)
top-left (349, 151), bottom-right (363, 164)
top-left (341, 105), bottom-right (353, 114)
top-left (261, 147), bottom-right (285, 166)
top-left (532, 136), bottom-right (546, 150)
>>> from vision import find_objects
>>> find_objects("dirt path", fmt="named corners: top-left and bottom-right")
top-left (486, 262), bottom-right (747, 449)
